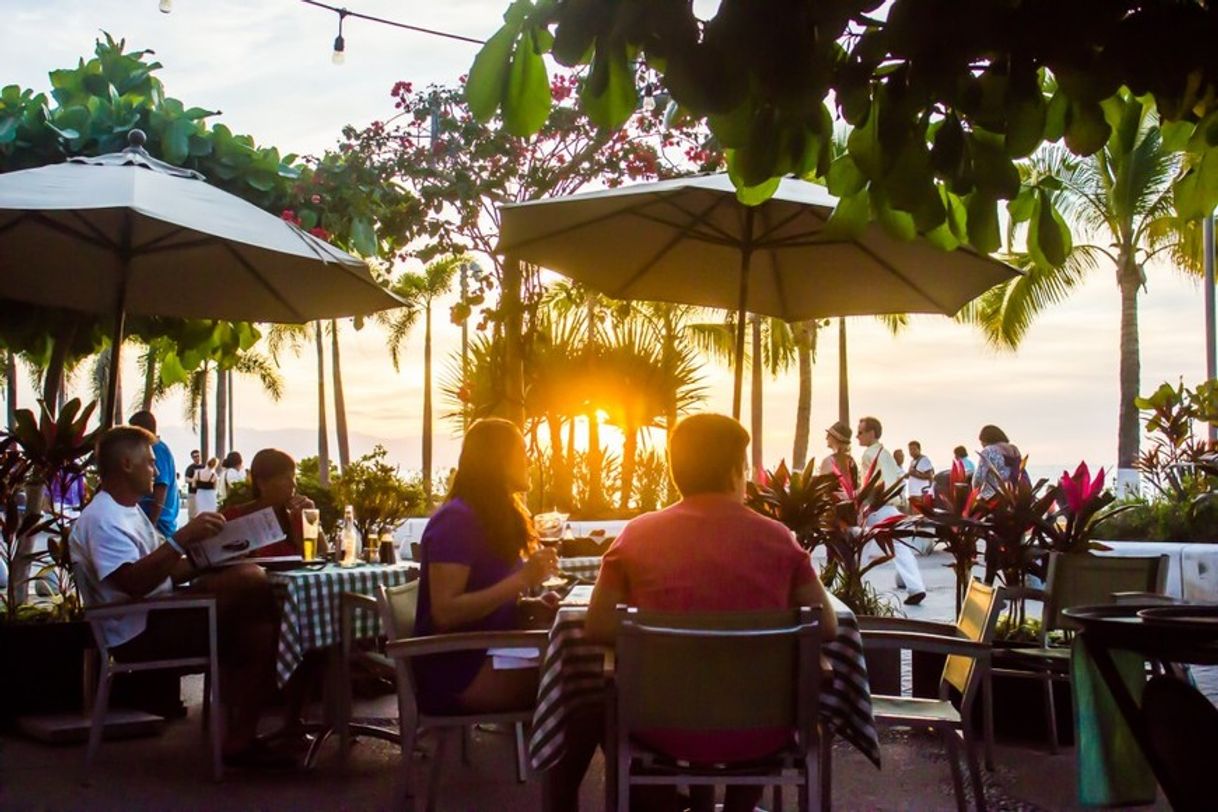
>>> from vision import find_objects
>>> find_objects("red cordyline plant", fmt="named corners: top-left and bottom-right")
top-left (1043, 462), bottom-right (1119, 555)
top-left (745, 459), bottom-right (837, 553)
top-left (823, 459), bottom-right (917, 615)
top-left (910, 459), bottom-right (988, 615)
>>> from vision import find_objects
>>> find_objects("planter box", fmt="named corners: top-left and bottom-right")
top-left (1095, 540), bottom-right (1218, 602)
top-left (0, 621), bottom-right (91, 727)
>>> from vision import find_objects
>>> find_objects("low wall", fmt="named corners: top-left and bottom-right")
top-left (1095, 540), bottom-right (1218, 602)
top-left (393, 517), bottom-right (630, 560)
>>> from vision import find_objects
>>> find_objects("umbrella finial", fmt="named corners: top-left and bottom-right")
top-left (127, 129), bottom-right (148, 150)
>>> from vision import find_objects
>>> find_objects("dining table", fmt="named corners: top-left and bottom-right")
top-left (528, 591), bottom-right (881, 774)
top-left (1063, 602), bottom-right (1218, 810)
top-left (265, 560), bottom-right (419, 764)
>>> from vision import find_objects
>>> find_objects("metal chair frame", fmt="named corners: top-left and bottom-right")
top-left (83, 595), bottom-right (222, 783)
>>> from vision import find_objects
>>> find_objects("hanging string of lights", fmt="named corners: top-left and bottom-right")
top-left (156, 1), bottom-right (486, 62)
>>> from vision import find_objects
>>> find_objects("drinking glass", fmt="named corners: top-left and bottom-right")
top-left (533, 511), bottom-right (568, 588)
top-left (301, 508), bottom-right (320, 560)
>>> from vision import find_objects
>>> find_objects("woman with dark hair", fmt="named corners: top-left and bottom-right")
top-left (973, 424), bottom-right (1024, 498)
top-left (218, 451), bottom-right (246, 503)
top-left (414, 418), bottom-right (560, 714)
top-left (221, 449), bottom-right (314, 558)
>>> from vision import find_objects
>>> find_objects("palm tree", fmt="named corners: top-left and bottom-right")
top-left (962, 94), bottom-right (1189, 472)
top-left (688, 312), bottom-right (797, 474)
top-left (5, 351), bottom-right (16, 427)
top-left (266, 322), bottom-right (332, 486)
top-left (330, 320), bottom-right (351, 472)
top-left (600, 320), bottom-right (704, 508)
top-left (386, 257), bottom-right (461, 505)
top-left (791, 319), bottom-right (822, 470)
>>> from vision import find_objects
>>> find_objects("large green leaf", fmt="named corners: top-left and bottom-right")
top-left (827, 154), bottom-right (867, 197)
top-left (350, 216), bottom-right (377, 258)
top-left (1064, 99), bottom-right (1111, 156)
top-left (161, 116), bottom-right (195, 164)
top-left (966, 193), bottom-right (1001, 254)
top-left (502, 29), bottom-right (552, 136)
top-left (580, 41), bottom-right (637, 130)
top-left (466, 25), bottom-right (518, 122)
top-left (822, 189), bottom-right (871, 240)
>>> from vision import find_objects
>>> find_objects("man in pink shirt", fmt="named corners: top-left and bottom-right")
top-left (575, 413), bottom-right (835, 812)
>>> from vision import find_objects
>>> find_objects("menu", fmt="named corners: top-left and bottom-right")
top-left (186, 507), bottom-right (286, 569)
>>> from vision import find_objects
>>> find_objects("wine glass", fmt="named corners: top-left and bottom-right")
top-left (534, 511), bottom-right (568, 588)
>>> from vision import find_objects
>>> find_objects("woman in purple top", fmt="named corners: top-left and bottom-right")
top-left (414, 418), bottom-right (560, 714)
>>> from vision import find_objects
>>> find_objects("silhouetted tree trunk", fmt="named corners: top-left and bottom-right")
top-left (315, 323), bottom-right (331, 488)
top-left (1117, 254), bottom-right (1142, 472)
top-left (215, 367), bottom-right (228, 460)
top-left (838, 318), bottom-right (849, 426)
top-left (792, 321), bottom-right (816, 470)
top-left (750, 315), bottom-right (763, 477)
top-left (5, 352), bottom-right (16, 427)
top-left (142, 348), bottom-right (156, 411)
top-left (198, 365), bottom-right (210, 461)
top-left (422, 304), bottom-right (434, 505)
top-left (331, 320), bottom-right (350, 472)
top-left (228, 370), bottom-right (234, 452)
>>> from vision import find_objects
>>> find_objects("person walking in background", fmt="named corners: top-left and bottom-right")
top-left (974, 425), bottom-right (1024, 498)
top-left (906, 441), bottom-right (935, 503)
top-left (954, 445), bottom-right (976, 478)
top-left (194, 457), bottom-right (220, 514)
top-left (217, 451), bottom-right (246, 504)
top-left (893, 447), bottom-right (905, 468)
top-left (817, 419), bottom-right (859, 488)
top-left (128, 411), bottom-right (179, 539)
top-left (183, 449), bottom-right (202, 520)
top-left (857, 416), bottom-right (927, 606)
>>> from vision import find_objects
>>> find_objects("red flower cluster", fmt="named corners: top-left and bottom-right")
top-left (280, 209), bottom-right (302, 226)
top-left (308, 226), bottom-right (330, 241)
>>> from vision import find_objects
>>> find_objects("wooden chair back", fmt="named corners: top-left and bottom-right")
top-left (1043, 553), bottom-right (1168, 634)
top-left (615, 606), bottom-right (821, 742)
top-left (942, 580), bottom-right (1003, 702)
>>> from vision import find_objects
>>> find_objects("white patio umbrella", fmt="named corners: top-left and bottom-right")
top-left (497, 173), bottom-right (1020, 418)
top-left (0, 130), bottom-right (405, 425)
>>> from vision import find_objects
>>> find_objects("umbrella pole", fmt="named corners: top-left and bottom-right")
top-left (731, 208), bottom-right (756, 421)
top-left (104, 219), bottom-right (133, 430)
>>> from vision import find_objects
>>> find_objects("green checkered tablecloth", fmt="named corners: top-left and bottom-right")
top-left (269, 562), bottom-right (419, 687)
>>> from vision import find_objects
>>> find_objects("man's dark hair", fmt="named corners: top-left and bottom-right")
top-left (667, 414), bottom-right (749, 497)
top-left (954, 445), bottom-right (969, 459)
top-left (128, 410), bottom-right (157, 434)
top-left (97, 426), bottom-right (156, 479)
top-left (908, 440), bottom-right (921, 452)
top-left (859, 416), bottom-right (882, 439)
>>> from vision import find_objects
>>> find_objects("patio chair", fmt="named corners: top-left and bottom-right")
top-left (82, 594), bottom-right (222, 783)
top-left (996, 552), bottom-right (1168, 753)
top-left (608, 605), bottom-right (825, 812)
top-left (860, 580), bottom-right (1005, 812)
top-left (341, 583), bottom-right (546, 811)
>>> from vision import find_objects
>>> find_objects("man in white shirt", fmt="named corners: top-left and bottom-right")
top-left (906, 441), bottom-right (935, 504)
top-left (857, 417), bottom-right (927, 605)
top-left (70, 425), bottom-right (289, 768)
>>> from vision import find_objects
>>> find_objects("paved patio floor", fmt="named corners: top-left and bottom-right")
top-left (0, 551), bottom-right (1182, 810)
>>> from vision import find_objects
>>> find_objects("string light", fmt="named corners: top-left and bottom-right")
top-left (300, 0), bottom-right (486, 65)
top-left (332, 9), bottom-right (347, 65)
top-left (158, 0), bottom-right (172, 13)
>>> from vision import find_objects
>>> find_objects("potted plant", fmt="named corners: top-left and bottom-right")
top-left (334, 446), bottom-right (426, 548)
top-left (0, 398), bottom-right (97, 726)
top-left (909, 459), bottom-right (988, 615)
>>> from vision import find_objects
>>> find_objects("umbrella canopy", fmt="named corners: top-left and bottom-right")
top-left (0, 130), bottom-right (406, 425)
top-left (498, 173), bottom-right (1020, 416)
top-left (0, 137), bottom-right (400, 323)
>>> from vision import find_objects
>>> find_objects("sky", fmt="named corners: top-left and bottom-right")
top-left (2, 0), bottom-right (1211, 483)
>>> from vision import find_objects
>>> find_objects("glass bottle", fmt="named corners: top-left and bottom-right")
top-left (340, 505), bottom-right (361, 565)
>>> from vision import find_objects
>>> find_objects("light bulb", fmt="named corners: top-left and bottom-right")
top-left (332, 35), bottom-right (346, 65)
top-left (158, 0), bottom-right (172, 12)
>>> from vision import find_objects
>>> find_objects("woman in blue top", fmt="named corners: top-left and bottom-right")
top-left (414, 418), bottom-right (560, 713)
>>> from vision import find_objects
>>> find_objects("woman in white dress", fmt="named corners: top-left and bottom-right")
top-left (194, 458), bottom-right (220, 513)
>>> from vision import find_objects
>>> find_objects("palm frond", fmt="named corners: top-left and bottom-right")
top-left (957, 246), bottom-right (1100, 350)
top-left (230, 352), bottom-right (285, 401)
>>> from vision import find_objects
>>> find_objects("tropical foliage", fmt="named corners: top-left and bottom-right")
top-left (468, 0), bottom-right (1218, 263)
top-left (963, 92), bottom-right (1194, 470)
top-left (333, 446), bottom-right (427, 544)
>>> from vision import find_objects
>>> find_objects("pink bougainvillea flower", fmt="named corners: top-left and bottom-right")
top-left (308, 226), bottom-right (330, 241)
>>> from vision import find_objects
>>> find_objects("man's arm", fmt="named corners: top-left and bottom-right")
top-left (792, 576), bottom-right (838, 641)
top-left (104, 513), bottom-right (225, 598)
top-left (145, 483), bottom-right (167, 525)
top-left (585, 581), bottom-right (626, 644)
